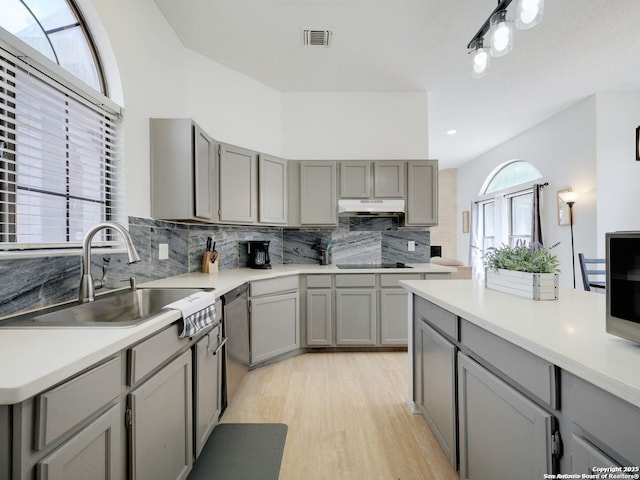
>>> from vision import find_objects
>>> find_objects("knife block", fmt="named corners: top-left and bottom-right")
top-left (201, 251), bottom-right (219, 273)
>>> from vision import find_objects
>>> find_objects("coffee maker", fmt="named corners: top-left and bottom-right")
top-left (247, 241), bottom-right (272, 269)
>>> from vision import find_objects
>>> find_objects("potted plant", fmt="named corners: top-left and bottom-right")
top-left (484, 241), bottom-right (560, 300)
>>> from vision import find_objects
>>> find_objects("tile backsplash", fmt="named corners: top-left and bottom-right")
top-left (0, 216), bottom-right (429, 319)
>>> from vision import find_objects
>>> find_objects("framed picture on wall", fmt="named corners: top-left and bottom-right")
top-left (462, 210), bottom-right (470, 233)
top-left (557, 189), bottom-right (571, 226)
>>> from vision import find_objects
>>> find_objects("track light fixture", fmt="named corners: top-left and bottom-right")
top-left (467, 0), bottom-right (544, 77)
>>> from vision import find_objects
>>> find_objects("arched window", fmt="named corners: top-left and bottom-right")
top-left (478, 160), bottom-right (543, 251)
top-left (1, 0), bottom-right (104, 93)
top-left (0, 0), bottom-right (123, 250)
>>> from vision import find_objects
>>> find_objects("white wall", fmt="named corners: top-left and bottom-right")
top-left (282, 93), bottom-right (429, 159)
top-left (457, 97), bottom-right (598, 288)
top-left (595, 92), bottom-right (640, 255)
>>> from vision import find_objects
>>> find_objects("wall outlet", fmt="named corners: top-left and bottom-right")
top-left (408, 240), bottom-right (415, 252)
top-left (159, 243), bottom-right (169, 260)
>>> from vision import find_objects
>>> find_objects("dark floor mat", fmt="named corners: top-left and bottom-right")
top-left (187, 423), bottom-right (288, 480)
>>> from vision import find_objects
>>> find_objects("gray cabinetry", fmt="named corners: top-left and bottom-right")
top-left (250, 276), bottom-right (300, 365)
top-left (194, 324), bottom-right (223, 458)
top-left (150, 118), bottom-right (217, 222)
top-left (339, 161), bottom-right (404, 199)
top-left (335, 275), bottom-right (377, 345)
top-left (405, 160), bottom-right (438, 226)
top-left (299, 161), bottom-right (337, 225)
top-left (571, 435), bottom-right (619, 473)
top-left (458, 353), bottom-right (555, 480)
top-left (379, 273), bottom-right (420, 345)
top-left (128, 349), bottom-right (193, 480)
top-left (306, 275), bottom-right (332, 346)
top-left (37, 405), bottom-right (122, 480)
top-left (258, 154), bottom-right (288, 224)
top-left (219, 143), bottom-right (258, 224)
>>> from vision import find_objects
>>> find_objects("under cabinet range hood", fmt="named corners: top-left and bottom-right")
top-left (338, 199), bottom-right (405, 216)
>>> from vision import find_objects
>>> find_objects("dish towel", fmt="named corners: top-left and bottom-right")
top-left (162, 291), bottom-right (217, 338)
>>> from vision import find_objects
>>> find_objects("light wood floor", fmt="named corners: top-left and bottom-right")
top-left (220, 351), bottom-right (458, 480)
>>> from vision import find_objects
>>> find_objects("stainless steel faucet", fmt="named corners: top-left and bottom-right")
top-left (79, 222), bottom-right (142, 302)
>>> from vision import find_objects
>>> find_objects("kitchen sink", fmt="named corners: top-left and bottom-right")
top-left (0, 288), bottom-right (209, 328)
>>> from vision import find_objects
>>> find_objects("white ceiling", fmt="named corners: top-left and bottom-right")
top-left (153, 0), bottom-right (640, 169)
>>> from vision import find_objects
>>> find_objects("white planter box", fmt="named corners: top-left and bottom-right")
top-left (486, 268), bottom-right (558, 301)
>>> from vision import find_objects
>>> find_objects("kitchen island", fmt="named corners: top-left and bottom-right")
top-left (402, 279), bottom-right (640, 476)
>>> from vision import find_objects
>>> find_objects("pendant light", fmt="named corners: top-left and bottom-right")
top-left (489, 9), bottom-right (513, 57)
top-left (516, 0), bottom-right (544, 30)
top-left (471, 39), bottom-right (490, 78)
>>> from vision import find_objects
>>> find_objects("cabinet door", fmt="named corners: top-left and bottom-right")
top-left (129, 350), bottom-right (193, 480)
top-left (306, 289), bottom-right (332, 346)
top-left (251, 292), bottom-right (300, 364)
top-left (406, 160), bottom-right (438, 226)
top-left (194, 328), bottom-right (223, 458)
top-left (300, 161), bottom-right (337, 225)
top-left (571, 435), bottom-right (619, 473)
top-left (340, 161), bottom-right (370, 198)
top-left (380, 288), bottom-right (409, 345)
top-left (336, 289), bottom-right (376, 345)
top-left (419, 320), bottom-right (456, 468)
top-left (37, 405), bottom-right (122, 480)
top-left (194, 125), bottom-right (216, 221)
top-left (458, 353), bottom-right (555, 480)
top-left (219, 143), bottom-right (258, 223)
top-left (373, 161), bottom-right (405, 198)
top-left (259, 154), bottom-right (287, 224)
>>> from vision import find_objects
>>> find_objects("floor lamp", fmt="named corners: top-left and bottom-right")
top-left (560, 191), bottom-right (578, 288)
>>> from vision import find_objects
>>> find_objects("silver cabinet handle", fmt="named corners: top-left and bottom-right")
top-left (212, 336), bottom-right (227, 356)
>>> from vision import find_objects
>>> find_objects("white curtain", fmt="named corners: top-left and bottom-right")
top-left (468, 202), bottom-right (483, 279)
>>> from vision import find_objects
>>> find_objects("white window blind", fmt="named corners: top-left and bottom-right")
top-left (0, 46), bottom-right (124, 249)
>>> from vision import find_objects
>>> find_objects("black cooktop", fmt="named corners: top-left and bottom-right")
top-left (336, 263), bottom-right (413, 269)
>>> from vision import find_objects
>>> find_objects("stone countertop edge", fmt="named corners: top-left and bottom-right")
top-left (400, 278), bottom-right (640, 409)
top-left (0, 263), bottom-right (454, 405)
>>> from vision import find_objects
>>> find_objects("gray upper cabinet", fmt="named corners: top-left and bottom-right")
top-left (258, 154), bottom-right (288, 224)
top-left (299, 161), bottom-right (338, 225)
top-left (405, 160), bottom-right (438, 226)
top-left (150, 118), bottom-right (217, 222)
top-left (219, 143), bottom-right (258, 224)
top-left (339, 161), bottom-right (404, 199)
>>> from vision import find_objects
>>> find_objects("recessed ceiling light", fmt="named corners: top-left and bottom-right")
top-left (446, 129), bottom-right (457, 135)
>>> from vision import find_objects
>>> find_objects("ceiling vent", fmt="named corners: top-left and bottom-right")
top-left (303, 29), bottom-right (332, 47)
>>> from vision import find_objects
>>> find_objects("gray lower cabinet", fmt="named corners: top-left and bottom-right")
top-left (417, 320), bottom-right (456, 468)
top-left (250, 285), bottom-right (300, 365)
top-left (336, 288), bottom-right (376, 345)
top-left (306, 289), bottom-right (332, 346)
top-left (194, 325), bottom-right (223, 458)
top-left (128, 349), bottom-right (193, 480)
top-left (380, 288), bottom-right (409, 345)
top-left (36, 405), bottom-right (122, 480)
top-left (458, 353), bottom-right (555, 480)
top-left (571, 435), bottom-right (619, 473)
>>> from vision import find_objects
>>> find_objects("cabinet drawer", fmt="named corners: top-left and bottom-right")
top-left (128, 324), bottom-right (190, 385)
top-left (571, 375), bottom-right (640, 465)
top-left (380, 273), bottom-right (422, 287)
top-left (306, 275), bottom-right (332, 288)
top-left (335, 274), bottom-right (376, 287)
top-left (460, 320), bottom-right (558, 409)
top-left (35, 356), bottom-right (121, 450)
top-left (414, 296), bottom-right (458, 340)
top-left (251, 275), bottom-right (298, 297)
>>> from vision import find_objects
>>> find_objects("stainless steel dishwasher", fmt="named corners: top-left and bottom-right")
top-left (221, 283), bottom-right (250, 412)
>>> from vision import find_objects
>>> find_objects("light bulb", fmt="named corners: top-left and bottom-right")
top-left (489, 10), bottom-right (513, 57)
top-left (471, 43), bottom-right (490, 78)
top-left (516, 0), bottom-right (544, 30)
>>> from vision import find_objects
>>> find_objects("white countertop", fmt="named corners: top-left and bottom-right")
top-left (0, 263), bottom-right (454, 405)
top-left (401, 279), bottom-right (640, 409)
